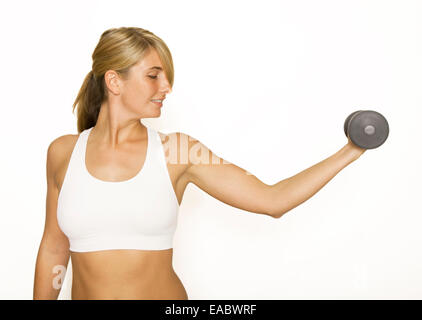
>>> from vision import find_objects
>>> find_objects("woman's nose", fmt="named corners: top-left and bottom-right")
top-left (161, 81), bottom-right (172, 94)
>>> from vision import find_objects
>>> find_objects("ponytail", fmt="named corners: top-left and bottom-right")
top-left (72, 70), bottom-right (105, 133)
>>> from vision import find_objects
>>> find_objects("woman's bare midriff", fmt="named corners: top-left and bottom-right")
top-left (70, 248), bottom-right (188, 300)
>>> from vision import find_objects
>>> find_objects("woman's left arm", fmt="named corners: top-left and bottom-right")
top-left (181, 133), bottom-right (364, 219)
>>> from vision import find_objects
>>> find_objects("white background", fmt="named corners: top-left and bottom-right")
top-left (0, 0), bottom-right (421, 299)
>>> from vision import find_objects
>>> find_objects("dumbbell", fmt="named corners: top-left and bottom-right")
top-left (344, 110), bottom-right (389, 149)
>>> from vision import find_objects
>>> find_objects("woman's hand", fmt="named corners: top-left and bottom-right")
top-left (346, 137), bottom-right (367, 161)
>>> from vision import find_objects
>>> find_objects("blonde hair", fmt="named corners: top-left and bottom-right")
top-left (72, 27), bottom-right (174, 133)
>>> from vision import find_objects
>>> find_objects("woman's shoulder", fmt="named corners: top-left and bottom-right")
top-left (49, 133), bottom-right (79, 153)
top-left (45, 133), bottom-right (79, 189)
top-left (47, 133), bottom-right (79, 168)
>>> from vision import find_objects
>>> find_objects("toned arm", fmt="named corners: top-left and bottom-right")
top-left (33, 135), bottom-right (72, 299)
top-left (179, 133), bottom-right (364, 219)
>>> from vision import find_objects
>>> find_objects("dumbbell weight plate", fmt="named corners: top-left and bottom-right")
top-left (347, 110), bottom-right (389, 149)
top-left (344, 110), bottom-right (362, 136)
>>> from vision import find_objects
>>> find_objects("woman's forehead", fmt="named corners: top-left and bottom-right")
top-left (136, 50), bottom-right (163, 71)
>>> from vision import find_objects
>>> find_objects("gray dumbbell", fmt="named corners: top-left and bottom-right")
top-left (344, 110), bottom-right (389, 149)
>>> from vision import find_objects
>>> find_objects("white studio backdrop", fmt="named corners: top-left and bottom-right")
top-left (0, 0), bottom-right (421, 299)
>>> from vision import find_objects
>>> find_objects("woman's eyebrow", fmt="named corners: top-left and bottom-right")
top-left (147, 66), bottom-right (163, 71)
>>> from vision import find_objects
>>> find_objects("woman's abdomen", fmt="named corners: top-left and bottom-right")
top-left (70, 249), bottom-right (188, 300)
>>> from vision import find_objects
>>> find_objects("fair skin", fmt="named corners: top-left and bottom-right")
top-left (34, 47), bottom-right (365, 300)
top-left (90, 49), bottom-right (172, 147)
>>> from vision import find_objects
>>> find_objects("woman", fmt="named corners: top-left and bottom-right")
top-left (33, 27), bottom-right (365, 300)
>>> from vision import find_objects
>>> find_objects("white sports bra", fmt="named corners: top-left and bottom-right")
top-left (57, 124), bottom-right (179, 252)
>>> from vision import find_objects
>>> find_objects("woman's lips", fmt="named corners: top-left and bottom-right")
top-left (152, 100), bottom-right (163, 107)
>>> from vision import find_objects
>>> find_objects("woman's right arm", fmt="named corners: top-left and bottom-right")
top-left (33, 137), bottom-right (71, 300)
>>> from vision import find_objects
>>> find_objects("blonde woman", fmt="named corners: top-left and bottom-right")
top-left (33, 27), bottom-right (365, 300)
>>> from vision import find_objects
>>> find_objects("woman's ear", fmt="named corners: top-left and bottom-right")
top-left (104, 70), bottom-right (121, 95)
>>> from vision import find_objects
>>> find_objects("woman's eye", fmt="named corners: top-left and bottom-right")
top-left (148, 75), bottom-right (158, 79)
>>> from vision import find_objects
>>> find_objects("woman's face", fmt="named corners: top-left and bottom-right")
top-left (119, 49), bottom-right (171, 118)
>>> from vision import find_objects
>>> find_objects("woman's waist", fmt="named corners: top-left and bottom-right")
top-left (70, 249), bottom-right (187, 300)
top-left (70, 248), bottom-right (175, 285)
